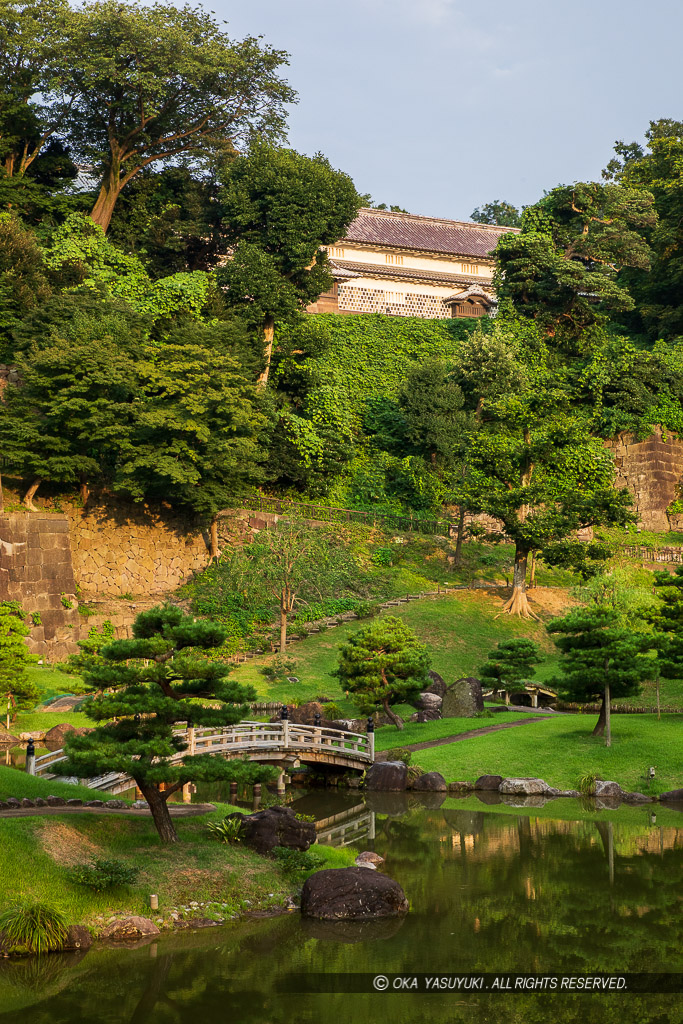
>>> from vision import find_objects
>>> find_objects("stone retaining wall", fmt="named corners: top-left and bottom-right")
top-left (0, 513), bottom-right (80, 659)
top-left (605, 426), bottom-right (683, 531)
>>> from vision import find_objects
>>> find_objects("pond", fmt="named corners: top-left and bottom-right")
top-left (1, 792), bottom-right (682, 1024)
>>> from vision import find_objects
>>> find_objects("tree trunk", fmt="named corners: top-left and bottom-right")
top-left (23, 478), bottom-right (41, 511)
top-left (604, 678), bottom-right (611, 748)
top-left (256, 315), bottom-right (275, 387)
top-left (453, 505), bottom-right (466, 567)
top-left (382, 697), bottom-right (404, 731)
top-left (500, 544), bottom-right (537, 618)
top-left (0, 471), bottom-right (3, 513)
top-left (279, 606), bottom-right (288, 655)
top-left (529, 550), bottom-right (537, 589)
top-left (137, 780), bottom-right (178, 844)
top-left (592, 694), bottom-right (607, 737)
top-left (209, 514), bottom-right (220, 560)
top-left (79, 479), bottom-right (90, 506)
top-left (656, 676), bottom-right (661, 720)
top-left (90, 159), bottom-right (123, 233)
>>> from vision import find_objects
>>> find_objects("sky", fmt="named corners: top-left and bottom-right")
top-left (213, 0), bottom-right (682, 223)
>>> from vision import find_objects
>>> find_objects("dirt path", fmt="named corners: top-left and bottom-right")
top-left (0, 803), bottom-right (216, 820)
top-left (395, 716), bottom-right (549, 752)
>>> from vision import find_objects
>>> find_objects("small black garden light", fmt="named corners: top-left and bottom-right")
top-left (280, 704), bottom-right (289, 721)
top-left (314, 711), bottom-right (322, 726)
top-left (366, 717), bottom-right (375, 734)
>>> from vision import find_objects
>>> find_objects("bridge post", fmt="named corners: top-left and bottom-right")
top-left (187, 727), bottom-right (196, 755)
top-left (366, 717), bottom-right (375, 762)
top-left (277, 769), bottom-right (286, 795)
top-left (282, 720), bottom-right (289, 749)
top-left (25, 738), bottom-right (36, 776)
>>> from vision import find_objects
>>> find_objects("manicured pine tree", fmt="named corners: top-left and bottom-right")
top-left (651, 564), bottom-right (683, 678)
top-left (479, 639), bottom-right (543, 698)
top-left (0, 601), bottom-right (39, 721)
top-left (334, 616), bottom-right (430, 731)
top-left (61, 605), bottom-right (272, 843)
top-left (546, 606), bottom-right (652, 746)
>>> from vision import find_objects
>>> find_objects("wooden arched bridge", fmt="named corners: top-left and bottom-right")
top-left (32, 721), bottom-right (375, 795)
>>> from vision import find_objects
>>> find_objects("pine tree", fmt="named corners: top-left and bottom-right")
top-left (61, 605), bottom-right (272, 843)
top-left (651, 564), bottom-right (683, 678)
top-left (334, 616), bottom-right (430, 730)
top-left (0, 601), bottom-right (39, 720)
top-left (547, 606), bottom-right (652, 746)
top-left (479, 639), bottom-right (543, 696)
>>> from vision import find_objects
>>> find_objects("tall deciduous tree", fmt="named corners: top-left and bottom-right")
top-left (218, 142), bottom-right (360, 384)
top-left (463, 326), bottom-right (635, 617)
top-left (334, 616), bottom-right (430, 731)
top-left (53, 0), bottom-right (295, 231)
top-left (603, 119), bottom-right (683, 340)
top-left (470, 200), bottom-right (522, 227)
top-left (62, 606), bottom-right (272, 843)
top-left (494, 182), bottom-right (655, 345)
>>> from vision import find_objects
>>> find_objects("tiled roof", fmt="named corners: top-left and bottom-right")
top-left (330, 259), bottom-right (494, 289)
top-left (343, 208), bottom-right (517, 258)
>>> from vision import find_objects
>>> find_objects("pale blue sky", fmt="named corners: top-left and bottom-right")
top-left (217, 0), bottom-right (681, 222)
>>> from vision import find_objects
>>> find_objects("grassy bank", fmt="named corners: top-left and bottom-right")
top-left (0, 766), bottom-right (98, 801)
top-left (411, 713), bottom-right (683, 794)
top-left (373, 711), bottom-right (528, 750)
top-left (0, 801), bottom-right (355, 927)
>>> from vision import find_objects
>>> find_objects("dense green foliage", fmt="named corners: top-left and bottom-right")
top-left (470, 199), bottom-right (522, 227)
top-left (479, 639), bottom-right (543, 691)
top-left (61, 605), bottom-right (274, 842)
top-left (334, 615), bottom-right (431, 729)
top-left (0, 602), bottom-right (38, 715)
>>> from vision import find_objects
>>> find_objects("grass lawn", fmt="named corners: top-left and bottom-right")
top-left (411, 713), bottom-right (683, 794)
top-left (26, 664), bottom-right (83, 702)
top-left (0, 801), bottom-right (355, 925)
top-left (230, 591), bottom-right (566, 707)
top-left (374, 711), bottom-right (528, 750)
top-left (0, 765), bottom-right (103, 801)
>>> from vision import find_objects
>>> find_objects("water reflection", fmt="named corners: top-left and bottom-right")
top-left (1, 800), bottom-right (681, 1024)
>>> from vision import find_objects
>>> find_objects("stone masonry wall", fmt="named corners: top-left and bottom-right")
top-left (66, 500), bottom-right (210, 597)
top-left (604, 427), bottom-right (683, 531)
top-left (0, 513), bottom-right (80, 659)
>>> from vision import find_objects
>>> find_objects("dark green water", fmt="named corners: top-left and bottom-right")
top-left (1, 794), bottom-right (682, 1024)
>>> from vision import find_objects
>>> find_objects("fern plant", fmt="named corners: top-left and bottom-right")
top-left (205, 816), bottom-right (244, 843)
top-left (0, 903), bottom-right (68, 954)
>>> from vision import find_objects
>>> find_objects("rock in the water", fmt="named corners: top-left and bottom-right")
top-left (0, 733), bottom-right (19, 749)
top-left (474, 774), bottom-right (503, 791)
top-left (499, 777), bottom-right (549, 796)
top-left (365, 761), bottom-right (408, 792)
top-left (500, 794), bottom-right (548, 808)
top-left (356, 851), bottom-right (384, 867)
top-left (301, 867), bottom-right (409, 919)
top-left (622, 792), bottom-right (653, 804)
top-left (411, 771), bottom-right (447, 792)
top-left (555, 789), bottom-right (581, 798)
top-left (423, 671), bottom-right (447, 698)
top-left (442, 678), bottom-right (484, 718)
top-left (64, 925), bottom-right (93, 950)
top-left (227, 805), bottom-right (316, 855)
top-left (448, 780), bottom-right (474, 794)
top-left (594, 780), bottom-right (623, 799)
top-left (100, 917), bottom-right (160, 942)
top-left (658, 789), bottom-right (683, 803)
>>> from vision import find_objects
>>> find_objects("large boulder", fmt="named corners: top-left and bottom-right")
top-left (658, 789), bottom-right (683, 803)
top-left (415, 692), bottom-right (442, 713)
top-left (64, 925), bottom-right (93, 950)
top-left (423, 671), bottom-right (447, 698)
top-left (442, 678), bottom-right (484, 718)
top-left (411, 771), bottom-right (447, 792)
top-left (301, 867), bottom-right (409, 919)
top-left (44, 722), bottom-right (77, 751)
top-left (595, 780), bottom-right (624, 799)
top-left (0, 732), bottom-right (19, 749)
top-left (365, 761), bottom-right (408, 792)
top-left (227, 805), bottom-right (316, 855)
top-left (474, 774), bottom-right (503, 791)
top-left (356, 851), bottom-right (384, 868)
top-left (499, 777), bottom-right (549, 796)
top-left (100, 917), bottom-right (159, 942)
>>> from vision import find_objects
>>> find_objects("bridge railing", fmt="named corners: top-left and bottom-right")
top-left (33, 721), bottom-right (374, 780)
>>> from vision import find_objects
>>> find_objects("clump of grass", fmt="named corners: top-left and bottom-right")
top-left (205, 816), bottom-right (244, 843)
top-left (0, 903), bottom-right (68, 954)
top-left (578, 772), bottom-right (600, 797)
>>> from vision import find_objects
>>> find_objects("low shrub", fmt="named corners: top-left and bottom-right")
top-left (354, 600), bottom-right (381, 620)
top-left (407, 764), bottom-right (424, 785)
top-left (385, 747), bottom-right (413, 765)
top-left (68, 858), bottom-right (139, 891)
top-left (322, 701), bottom-right (343, 720)
top-left (272, 846), bottom-right (325, 881)
top-left (0, 903), bottom-right (68, 954)
top-left (205, 816), bottom-right (244, 844)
